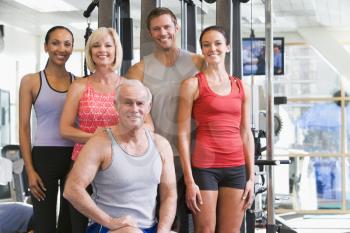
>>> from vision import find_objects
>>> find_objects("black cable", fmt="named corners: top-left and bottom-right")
top-left (83, 0), bottom-right (99, 18)
top-left (249, 0), bottom-right (255, 127)
top-left (201, 0), bottom-right (204, 33)
top-left (249, 0), bottom-right (254, 74)
top-left (82, 0), bottom-right (97, 77)
top-left (84, 23), bottom-right (93, 77)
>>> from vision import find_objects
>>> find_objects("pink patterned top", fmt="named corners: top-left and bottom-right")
top-left (71, 78), bottom-right (120, 160)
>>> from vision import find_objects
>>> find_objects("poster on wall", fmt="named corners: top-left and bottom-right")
top-left (242, 37), bottom-right (285, 76)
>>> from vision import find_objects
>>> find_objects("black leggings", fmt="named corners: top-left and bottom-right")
top-left (31, 146), bottom-right (73, 233)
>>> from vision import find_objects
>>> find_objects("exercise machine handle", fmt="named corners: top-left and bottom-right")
top-left (255, 159), bottom-right (291, 166)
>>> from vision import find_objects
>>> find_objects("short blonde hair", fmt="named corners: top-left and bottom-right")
top-left (85, 27), bottom-right (123, 72)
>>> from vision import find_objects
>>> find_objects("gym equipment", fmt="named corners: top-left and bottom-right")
top-left (1, 145), bottom-right (30, 202)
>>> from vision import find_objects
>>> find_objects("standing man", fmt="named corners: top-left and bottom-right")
top-left (126, 8), bottom-right (204, 231)
top-left (273, 44), bottom-right (283, 75)
top-left (64, 80), bottom-right (177, 233)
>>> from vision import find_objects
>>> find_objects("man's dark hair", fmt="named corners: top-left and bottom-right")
top-left (146, 7), bottom-right (177, 30)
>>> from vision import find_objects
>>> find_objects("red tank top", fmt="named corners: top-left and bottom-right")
top-left (191, 72), bottom-right (245, 168)
top-left (71, 78), bottom-right (119, 160)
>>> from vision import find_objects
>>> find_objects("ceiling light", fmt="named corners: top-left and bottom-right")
top-left (14, 0), bottom-right (77, 12)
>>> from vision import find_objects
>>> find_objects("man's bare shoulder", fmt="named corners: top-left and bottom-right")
top-left (153, 132), bottom-right (170, 146)
top-left (80, 129), bottom-right (112, 165)
top-left (126, 59), bottom-right (145, 81)
top-left (190, 53), bottom-right (205, 71)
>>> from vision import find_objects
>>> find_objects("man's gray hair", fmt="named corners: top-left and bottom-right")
top-left (115, 79), bottom-right (152, 105)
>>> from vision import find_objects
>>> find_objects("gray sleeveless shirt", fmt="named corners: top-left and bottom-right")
top-left (33, 70), bottom-right (74, 147)
top-left (92, 128), bottom-right (162, 228)
top-left (143, 50), bottom-right (198, 156)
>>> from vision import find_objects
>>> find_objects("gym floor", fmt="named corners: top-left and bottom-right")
top-left (256, 213), bottom-right (350, 233)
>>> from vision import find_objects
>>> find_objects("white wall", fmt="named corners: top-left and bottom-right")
top-left (0, 24), bottom-right (86, 144)
top-left (0, 25), bottom-right (40, 144)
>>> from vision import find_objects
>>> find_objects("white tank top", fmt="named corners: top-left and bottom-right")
top-left (143, 50), bottom-right (198, 156)
top-left (92, 128), bottom-right (162, 228)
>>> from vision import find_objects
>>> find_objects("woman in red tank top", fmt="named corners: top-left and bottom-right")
top-left (178, 26), bottom-right (255, 233)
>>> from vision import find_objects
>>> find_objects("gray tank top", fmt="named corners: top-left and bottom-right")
top-left (33, 70), bottom-right (74, 147)
top-left (143, 50), bottom-right (198, 156)
top-left (92, 128), bottom-right (162, 228)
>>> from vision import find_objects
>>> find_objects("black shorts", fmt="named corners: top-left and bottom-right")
top-left (192, 165), bottom-right (246, 190)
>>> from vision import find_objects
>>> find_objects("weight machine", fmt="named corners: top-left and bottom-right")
top-left (82, 0), bottom-right (133, 76)
top-left (81, 0), bottom-right (297, 232)
top-left (246, 99), bottom-right (297, 233)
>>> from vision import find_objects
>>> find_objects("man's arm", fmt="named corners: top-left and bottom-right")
top-left (154, 134), bottom-right (177, 233)
top-left (126, 60), bottom-right (155, 131)
top-left (63, 132), bottom-right (138, 230)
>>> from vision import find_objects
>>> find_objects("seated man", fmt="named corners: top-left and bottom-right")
top-left (64, 79), bottom-right (177, 233)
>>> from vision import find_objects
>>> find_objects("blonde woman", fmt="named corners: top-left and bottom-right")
top-left (60, 27), bottom-right (124, 232)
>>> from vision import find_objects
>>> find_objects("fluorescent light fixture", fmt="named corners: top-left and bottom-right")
top-left (70, 22), bottom-right (98, 30)
top-left (14, 0), bottom-right (78, 12)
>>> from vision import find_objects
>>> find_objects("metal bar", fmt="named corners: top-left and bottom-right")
top-left (216, 0), bottom-right (233, 74)
top-left (340, 79), bottom-right (347, 210)
top-left (117, 0), bottom-right (132, 75)
top-left (287, 96), bottom-right (350, 102)
top-left (186, 2), bottom-right (197, 52)
top-left (140, 0), bottom-right (157, 57)
top-left (274, 153), bottom-right (349, 157)
top-left (255, 160), bottom-right (291, 166)
top-left (265, 0), bottom-right (276, 232)
top-left (231, 0), bottom-right (242, 77)
top-left (116, 3), bottom-right (120, 33)
top-left (181, 0), bottom-right (187, 50)
top-left (98, 0), bottom-right (115, 28)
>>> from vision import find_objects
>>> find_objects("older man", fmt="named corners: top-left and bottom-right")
top-left (64, 79), bottom-right (177, 233)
